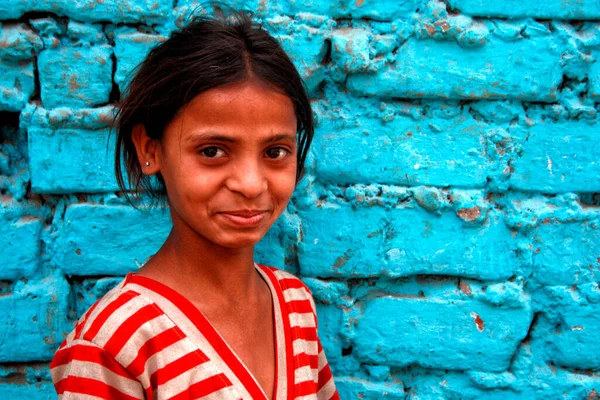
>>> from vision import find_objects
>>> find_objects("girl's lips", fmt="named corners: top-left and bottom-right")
top-left (218, 211), bottom-right (268, 228)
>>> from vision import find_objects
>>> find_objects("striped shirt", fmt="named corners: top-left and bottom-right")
top-left (51, 265), bottom-right (340, 400)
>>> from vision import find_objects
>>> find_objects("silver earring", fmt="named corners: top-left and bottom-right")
top-left (145, 161), bottom-right (150, 166)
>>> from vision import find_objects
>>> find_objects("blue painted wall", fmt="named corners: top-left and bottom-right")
top-left (1, 0), bottom-right (600, 398)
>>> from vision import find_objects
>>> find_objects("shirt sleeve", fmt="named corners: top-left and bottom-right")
top-left (303, 284), bottom-right (341, 400)
top-left (50, 339), bottom-right (144, 399)
top-left (315, 338), bottom-right (341, 400)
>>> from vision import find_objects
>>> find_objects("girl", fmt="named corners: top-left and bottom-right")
top-left (50, 10), bottom-right (339, 400)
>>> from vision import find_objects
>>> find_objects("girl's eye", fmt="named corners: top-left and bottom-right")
top-left (201, 147), bottom-right (225, 158)
top-left (265, 147), bottom-right (289, 160)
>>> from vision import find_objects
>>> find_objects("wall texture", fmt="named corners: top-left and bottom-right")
top-left (1, 0), bottom-right (600, 398)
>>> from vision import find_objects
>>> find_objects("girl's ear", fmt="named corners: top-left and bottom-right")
top-left (131, 124), bottom-right (161, 175)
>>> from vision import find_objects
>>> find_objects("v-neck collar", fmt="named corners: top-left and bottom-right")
top-left (125, 264), bottom-right (293, 400)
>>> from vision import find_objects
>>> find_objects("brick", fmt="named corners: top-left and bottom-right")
top-left (71, 277), bottom-right (122, 319)
top-left (0, 60), bottom-right (35, 112)
top-left (531, 219), bottom-right (600, 286)
top-left (255, 214), bottom-right (289, 271)
top-left (258, 211), bottom-right (300, 271)
top-left (335, 377), bottom-right (405, 399)
top-left (0, 364), bottom-right (54, 400)
top-left (23, 104), bottom-right (115, 130)
top-left (0, 0), bottom-right (172, 24)
top-left (347, 37), bottom-right (562, 101)
top-left (401, 369), bottom-right (522, 398)
top-left (469, 101), bottom-right (523, 123)
top-left (270, 19), bottom-right (330, 96)
top-left (314, 303), bottom-right (347, 373)
top-left (38, 45), bottom-right (113, 109)
top-left (0, 216), bottom-right (42, 280)
top-left (413, 1), bottom-right (482, 45)
top-left (67, 21), bottom-right (106, 45)
top-left (298, 201), bottom-right (520, 280)
top-left (28, 127), bottom-right (118, 193)
top-left (0, 198), bottom-right (49, 280)
top-left (397, 362), bottom-right (600, 398)
top-left (113, 29), bottom-right (166, 92)
top-left (303, 278), bottom-right (349, 306)
top-left (312, 105), bottom-right (490, 187)
top-left (0, 23), bottom-right (43, 61)
top-left (56, 204), bottom-right (170, 276)
top-left (0, 382), bottom-right (55, 400)
top-left (352, 295), bottom-right (532, 371)
top-left (465, 370), bottom-right (516, 390)
top-left (298, 203), bottom-right (386, 278)
top-left (510, 122), bottom-right (600, 192)
top-left (447, 0), bottom-right (600, 20)
top-left (363, 365), bottom-right (391, 381)
top-left (0, 275), bottom-right (70, 362)
top-left (287, 0), bottom-right (418, 20)
top-left (330, 29), bottom-right (374, 73)
top-left (395, 370), bottom-right (473, 399)
top-left (532, 284), bottom-right (600, 369)
top-left (588, 50), bottom-right (600, 101)
top-left (29, 18), bottom-right (62, 37)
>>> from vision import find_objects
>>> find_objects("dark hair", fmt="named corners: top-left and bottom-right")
top-left (114, 9), bottom-right (314, 205)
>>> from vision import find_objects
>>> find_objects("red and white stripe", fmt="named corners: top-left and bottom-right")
top-left (51, 265), bottom-right (339, 400)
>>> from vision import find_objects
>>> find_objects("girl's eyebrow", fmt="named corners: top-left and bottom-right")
top-left (186, 132), bottom-right (296, 144)
top-left (265, 133), bottom-right (296, 143)
top-left (186, 133), bottom-right (235, 143)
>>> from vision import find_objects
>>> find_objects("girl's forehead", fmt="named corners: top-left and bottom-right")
top-left (182, 82), bottom-right (294, 122)
top-left (186, 79), bottom-right (293, 111)
top-left (163, 80), bottom-right (297, 144)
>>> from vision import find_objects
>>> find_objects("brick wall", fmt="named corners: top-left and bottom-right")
top-left (1, 0), bottom-right (599, 398)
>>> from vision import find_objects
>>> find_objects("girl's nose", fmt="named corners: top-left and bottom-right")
top-left (225, 159), bottom-right (268, 199)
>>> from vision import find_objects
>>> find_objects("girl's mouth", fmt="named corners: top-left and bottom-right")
top-left (218, 210), bottom-right (268, 227)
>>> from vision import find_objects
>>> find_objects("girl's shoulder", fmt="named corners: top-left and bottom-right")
top-left (50, 273), bottom-right (161, 394)
top-left (256, 264), bottom-right (318, 316)
top-left (256, 264), bottom-right (313, 293)
top-left (57, 273), bottom-right (157, 351)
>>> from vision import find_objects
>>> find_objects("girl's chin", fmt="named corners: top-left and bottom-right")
top-left (207, 229), bottom-right (269, 249)
top-left (212, 238), bottom-right (264, 250)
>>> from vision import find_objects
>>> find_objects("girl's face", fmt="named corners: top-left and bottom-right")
top-left (153, 79), bottom-right (298, 249)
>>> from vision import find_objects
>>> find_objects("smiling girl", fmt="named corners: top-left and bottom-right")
top-left (50, 10), bottom-right (339, 400)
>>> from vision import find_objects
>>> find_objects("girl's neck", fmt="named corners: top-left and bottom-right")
top-left (136, 225), bottom-right (262, 306)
